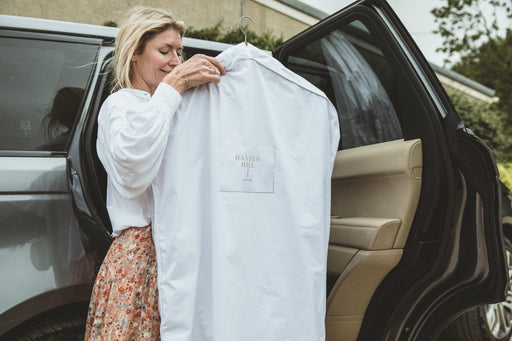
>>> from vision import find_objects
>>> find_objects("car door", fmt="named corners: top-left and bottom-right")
top-left (273, 0), bottom-right (507, 340)
top-left (0, 26), bottom-right (101, 334)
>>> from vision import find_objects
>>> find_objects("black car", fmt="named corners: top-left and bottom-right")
top-left (0, 1), bottom-right (508, 340)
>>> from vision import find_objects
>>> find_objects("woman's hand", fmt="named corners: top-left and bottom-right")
top-left (163, 54), bottom-right (226, 94)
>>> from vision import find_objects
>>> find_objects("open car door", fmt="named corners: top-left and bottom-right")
top-left (273, 0), bottom-right (507, 340)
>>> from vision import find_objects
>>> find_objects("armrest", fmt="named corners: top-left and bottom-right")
top-left (330, 217), bottom-right (401, 250)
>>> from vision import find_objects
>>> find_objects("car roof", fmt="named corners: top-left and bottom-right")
top-left (0, 14), bottom-right (233, 52)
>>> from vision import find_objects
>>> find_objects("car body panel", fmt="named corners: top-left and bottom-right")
top-left (0, 156), bottom-right (95, 333)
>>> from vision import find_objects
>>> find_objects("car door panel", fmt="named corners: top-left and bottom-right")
top-left (0, 156), bottom-right (93, 331)
top-left (326, 249), bottom-right (402, 340)
top-left (331, 138), bottom-right (422, 248)
top-left (326, 138), bottom-right (422, 340)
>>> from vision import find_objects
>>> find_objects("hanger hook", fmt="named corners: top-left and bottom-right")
top-left (239, 15), bottom-right (255, 45)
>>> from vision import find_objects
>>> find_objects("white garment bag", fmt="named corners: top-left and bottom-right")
top-left (152, 43), bottom-right (340, 341)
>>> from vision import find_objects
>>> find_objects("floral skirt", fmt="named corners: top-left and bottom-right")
top-left (85, 225), bottom-right (160, 340)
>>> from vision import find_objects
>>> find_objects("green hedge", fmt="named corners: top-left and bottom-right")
top-left (446, 89), bottom-right (512, 192)
top-left (185, 22), bottom-right (284, 51)
top-left (446, 88), bottom-right (512, 164)
top-left (498, 163), bottom-right (512, 192)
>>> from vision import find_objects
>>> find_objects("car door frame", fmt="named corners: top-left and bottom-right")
top-left (273, 0), bottom-right (507, 339)
top-left (66, 42), bottom-right (114, 265)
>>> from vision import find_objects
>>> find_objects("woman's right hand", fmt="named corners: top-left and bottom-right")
top-left (164, 54), bottom-right (226, 94)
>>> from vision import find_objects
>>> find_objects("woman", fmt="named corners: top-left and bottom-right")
top-left (85, 6), bottom-right (225, 340)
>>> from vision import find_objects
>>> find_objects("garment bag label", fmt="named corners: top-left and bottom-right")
top-left (219, 145), bottom-right (275, 193)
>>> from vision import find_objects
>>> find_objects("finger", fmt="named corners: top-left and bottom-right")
top-left (203, 56), bottom-right (226, 75)
top-left (204, 73), bottom-right (221, 84)
top-left (198, 66), bottom-right (220, 83)
top-left (193, 54), bottom-right (225, 75)
top-left (204, 66), bottom-right (217, 77)
top-left (207, 67), bottom-right (221, 82)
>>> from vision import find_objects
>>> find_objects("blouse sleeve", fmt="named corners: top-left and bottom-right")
top-left (96, 83), bottom-right (182, 199)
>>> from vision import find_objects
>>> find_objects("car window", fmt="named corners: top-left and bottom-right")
top-left (0, 36), bottom-right (99, 152)
top-left (284, 20), bottom-right (404, 150)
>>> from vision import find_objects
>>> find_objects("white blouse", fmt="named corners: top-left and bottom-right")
top-left (96, 82), bottom-right (182, 236)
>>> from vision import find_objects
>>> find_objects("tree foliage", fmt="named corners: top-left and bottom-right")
top-left (451, 30), bottom-right (512, 125)
top-left (431, 0), bottom-right (512, 64)
top-left (498, 163), bottom-right (512, 192)
top-left (103, 21), bottom-right (118, 27)
top-left (447, 87), bottom-right (512, 162)
top-left (185, 22), bottom-right (284, 51)
top-left (432, 0), bottom-right (512, 158)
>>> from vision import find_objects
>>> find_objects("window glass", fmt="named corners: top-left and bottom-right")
top-left (0, 36), bottom-right (98, 151)
top-left (286, 20), bottom-right (403, 150)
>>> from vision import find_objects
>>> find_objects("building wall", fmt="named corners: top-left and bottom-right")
top-left (242, 0), bottom-right (311, 38)
top-left (0, 0), bottom-right (316, 40)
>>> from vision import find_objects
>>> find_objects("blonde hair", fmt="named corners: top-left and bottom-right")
top-left (112, 6), bottom-right (185, 92)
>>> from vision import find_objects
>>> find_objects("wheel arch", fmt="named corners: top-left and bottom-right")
top-left (0, 284), bottom-right (91, 338)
